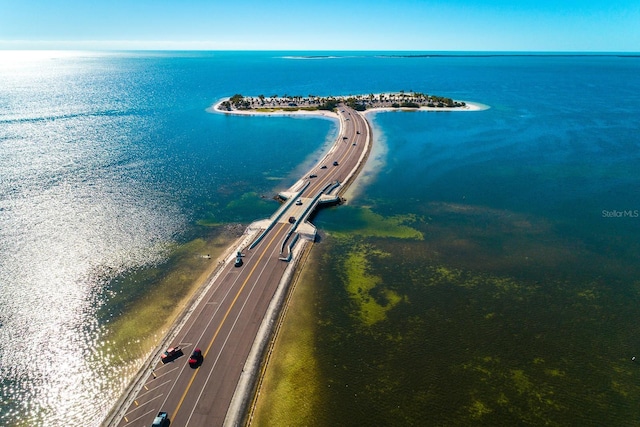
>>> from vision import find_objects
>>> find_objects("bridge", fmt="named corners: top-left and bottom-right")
top-left (104, 104), bottom-right (370, 427)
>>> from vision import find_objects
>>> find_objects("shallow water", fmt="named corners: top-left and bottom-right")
top-left (1, 51), bottom-right (639, 426)
top-left (253, 54), bottom-right (640, 426)
top-left (257, 200), bottom-right (640, 425)
top-left (0, 51), bottom-right (335, 426)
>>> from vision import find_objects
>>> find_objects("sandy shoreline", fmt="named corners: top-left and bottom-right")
top-left (208, 99), bottom-right (340, 119)
top-left (209, 94), bottom-right (488, 118)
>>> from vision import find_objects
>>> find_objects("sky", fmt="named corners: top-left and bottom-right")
top-left (0, 0), bottom-right (639, 51)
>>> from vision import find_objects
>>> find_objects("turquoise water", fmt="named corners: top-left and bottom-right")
top-left (1, 51), bottom-right (639, 426)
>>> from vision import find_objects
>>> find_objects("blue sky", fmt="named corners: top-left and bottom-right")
top-left (1, 0), bottom-right (638, 51)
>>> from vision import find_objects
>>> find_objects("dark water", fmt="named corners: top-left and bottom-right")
top-left (307, 55), bottom-right (640, 425)
top-left (1, 51), bottom-right (639, 426)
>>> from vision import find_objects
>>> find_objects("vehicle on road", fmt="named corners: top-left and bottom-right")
top-left (320, 165), bottom-right (327, 169)
top-left (161, 347), bottom-right (183, 364)
top-left (333, 161), bottom-right (339, 166)
top-left (189, 348), bottom-right (203, 368)
top-left (235, 256), bottom-right (243, 267)
top-left (151, 411), bottom-right (169, 427)
top-left (295, 199), bottom-right (302, 205)
top-left (309, 174), bottom-right (317, 178)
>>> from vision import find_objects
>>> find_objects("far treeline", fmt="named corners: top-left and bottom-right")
top-left (219, 92), bottom-right (466, 112)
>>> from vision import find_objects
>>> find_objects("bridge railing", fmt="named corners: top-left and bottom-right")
top-left (279, 233), bottom-right (300, 262)
top-left (249, 182), bottom-right (310, 250)
top-left (279, 181), bottom-right (339, 258)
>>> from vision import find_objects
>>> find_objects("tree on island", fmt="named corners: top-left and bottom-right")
top-left (221, 91), bottom-right (463, 112)
top-left (400, 101), bottom-right (420, 108)
top-left (318, 98), bottom-right (339, 111)
top-left (230, 94), bottom-right (244, 105)
top-left (345, 97), bottom-right (366, 111)
top-left (229, 93), bottom-right (251, 109)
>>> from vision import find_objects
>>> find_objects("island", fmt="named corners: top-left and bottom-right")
top-left (107, 92), bottom-right (484, 427)
top-left (213, 91), bottom-right (485, 115)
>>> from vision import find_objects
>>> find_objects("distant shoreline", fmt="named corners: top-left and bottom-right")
top-left (209, 92), bottom-right (487, 117)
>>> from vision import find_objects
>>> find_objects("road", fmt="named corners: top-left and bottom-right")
top-left (106, 104), bottom-right (370, 427)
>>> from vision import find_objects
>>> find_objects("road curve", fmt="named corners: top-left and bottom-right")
top-left (104, 104), bottom-right (370, 427)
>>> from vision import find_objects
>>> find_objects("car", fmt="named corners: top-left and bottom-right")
top-left (288, 216), bottom-right (296, 223)
top-left (309, 174), bottom-right (317, 178)
top-left (151, 411), bottom-right (169, 427)
top-left (189, 348), bottom-right (203, 368)
top-left (295, 199), bottom-right (302, 205)
top-left (234, 256), bottom-right (243, 267)
top-left (333, 161), bottom-right (339, 166)
top-left (320, 165), bottom-right (327, 169)
top-left (356, 130), bottom-right (361, 134)
top-left (161, 346), bottom-right (183, 364)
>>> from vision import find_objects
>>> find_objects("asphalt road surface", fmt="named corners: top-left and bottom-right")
top-left (108, 104), bottom-right (370, 427)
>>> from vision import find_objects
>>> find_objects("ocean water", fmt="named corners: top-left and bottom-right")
top-left (303, 55), bottom-right (640, 425)
top-left (1, 51), bottom-right (639, 426)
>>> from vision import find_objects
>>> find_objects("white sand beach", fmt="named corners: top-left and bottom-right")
top-left (209, 93), bottom-right (488, 118)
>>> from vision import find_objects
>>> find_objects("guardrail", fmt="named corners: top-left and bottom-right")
top-left (278, 181), bottom-right (340, 258)
top-left (248, 182), bottom-right (310, 250)
top-left (278, 192), bottom-right (321, 256)
top-left (279, 233), bottom-right (300, 262)
top-left (322, 181), bottom-right (341, 196)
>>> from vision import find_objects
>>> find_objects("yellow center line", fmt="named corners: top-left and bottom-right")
top-left (171, 220), bottom-right (289, 420)
top-left (171, 107), bottom-right (365, 422)
top-left (306, 109), bottom-right (363, 195)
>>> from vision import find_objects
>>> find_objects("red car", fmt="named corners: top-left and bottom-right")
top-left (160, 346), bottom-right (183, 364)
top-left (189, 348), bottom-right (203, 368)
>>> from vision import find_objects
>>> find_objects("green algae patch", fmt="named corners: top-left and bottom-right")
top-left (342, 243), bottom-right (403, 326)
top-left (198, 192), bottom-right (278, 226)
top-left (323, 206), bottom-right (424, 240)
top-left (97, 231), bottom-right (240, 366)
top-left (422, 265), bottom-right (539, 303)
top-left (196, 219), bottom-right (223, 227)
top-left (226, 191), bottom-right (278, 219)
top-left (469, 399), bottom-right (493, 419)
top-left (252, 196), bottom-right (640, 425)
top-left (511, 369), bottom-right (533, 395)
top-left (460, 356), bottom-right (564, 423)
top-left (545, 368), bottom-right (566, 378)
top-left (351, 209), bottom-right (423, 240)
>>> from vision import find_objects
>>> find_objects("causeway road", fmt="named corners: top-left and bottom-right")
top-left (105, 104), bottom-right (370, 427)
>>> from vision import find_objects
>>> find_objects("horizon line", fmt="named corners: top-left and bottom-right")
top-left (1, 48), bottom-right (639, 55)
